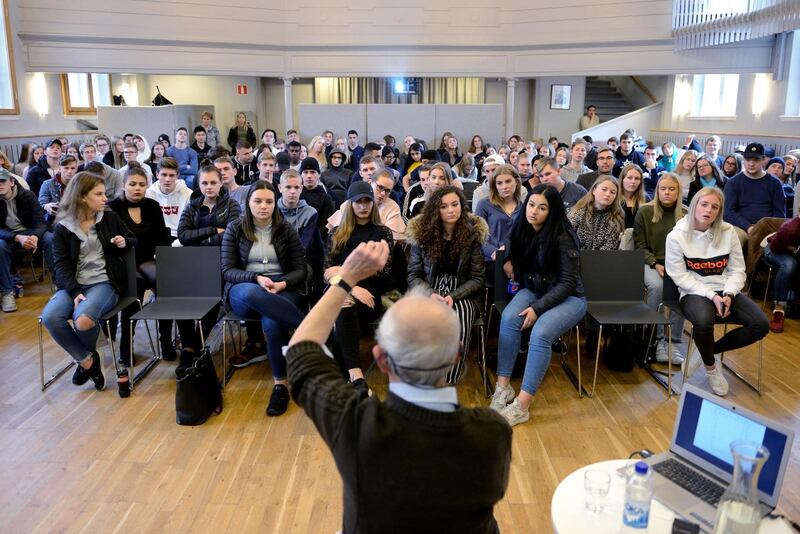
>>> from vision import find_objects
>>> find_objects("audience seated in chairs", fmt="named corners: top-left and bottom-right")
top-left (221, 181), bottom-right (307, 416)
top-left (108, 165), bottom-right (175, 365)
top-left (567, 174), bottom-right (625, 251)
top-left (406, 186), bottom-right (487, 384)
top-left (634, 172), bottom-right (687, 364)
top-left (490, 184), bottom-right (587, 427)
top-left (41, 172), bottom-right (135, 390)
top-left (320, 148), bottom-right (350, 207)
top-left (408, 162), bottom-right (455, 218)
top-left (0, 169), bottom-right (49, 312)
top-left (145, 157), bottom-right (192, 241)
top-left (474, 164), bottom-right (523, 262)
top-left (324, 181), bottom-right (394, 398)
top-left (665, 187), bottom-right (769, 396)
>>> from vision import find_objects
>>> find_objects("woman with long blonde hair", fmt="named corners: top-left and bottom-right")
top-left (633, 173), bottom-right (687, 364)
top-left (308, 135), bottom-right (328, 172)
top-left (325, 181), bottom-right (394, 397)
top-left (619, 163), bottom-right (648, 228)
top-left (567, 175), bottom-right (625, 250)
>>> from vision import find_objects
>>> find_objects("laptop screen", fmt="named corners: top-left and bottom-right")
top-left (674, 389), bottom-right (790, 499)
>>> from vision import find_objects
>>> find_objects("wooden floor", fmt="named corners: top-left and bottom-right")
top-left (1, 279), bottom-right (799, 534)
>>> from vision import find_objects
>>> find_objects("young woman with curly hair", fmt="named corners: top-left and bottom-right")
top-left (406, 186), bottom-right (488, 384)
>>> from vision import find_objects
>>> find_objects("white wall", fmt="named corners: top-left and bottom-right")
top-left (531, 77), bottom-right (586, 142)
top-left (598, 76), bottom-right (669, 110)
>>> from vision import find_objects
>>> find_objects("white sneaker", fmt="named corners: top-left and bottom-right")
top-left (490, 384), bottom-right (515, 412)
top-left (499, 398), bottom-right (530, 427)
top-left (655, 340), bottom-right (684, 365)
top-left (706, 366), bottom-right (729, 396)
top-left (682, 346), bottom-right (704, 378)
top-left (1, 291), bottom-right (16, 312)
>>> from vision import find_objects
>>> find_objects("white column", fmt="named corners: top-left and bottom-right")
top-left (505, 78), bottom-right (516, 141)
top-left (283, 77), bottom-right (294, 132)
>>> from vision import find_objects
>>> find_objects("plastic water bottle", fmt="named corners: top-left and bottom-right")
top-left (623, 462), bottom-right (653, 528)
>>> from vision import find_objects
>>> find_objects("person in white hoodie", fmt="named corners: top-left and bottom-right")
top-left (665, 187), bottom-right (769, 396)
top-left (145, 157), bottom-right (192, 240)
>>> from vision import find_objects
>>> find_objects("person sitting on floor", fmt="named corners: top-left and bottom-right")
top-left (221, 181), bottom-right (307, 415)
top-left (665, 187), bottom-right (769, 396)
top-left (407, 185), bottom-right (487, 384)
top-left (490, 184), bottom-right (587, 426)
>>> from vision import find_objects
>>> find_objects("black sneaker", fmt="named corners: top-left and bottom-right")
top-left (160, 342), bottom-right (177, 361)
top-left (72, 361), bottom-right (91, 386)
top-left (88, 351), bottom-right (105, 391)
top-left (266, 384), bottom-right (290, 416)
top-left (352, 378), bottom-right (372, 400)
top-left (117, 369), bottom-right (130, 398)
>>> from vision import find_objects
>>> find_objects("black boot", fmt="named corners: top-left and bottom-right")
top-left (159, 320), bottom-right (177, 360)
top-left (88, 351), bottom-right (105, 391)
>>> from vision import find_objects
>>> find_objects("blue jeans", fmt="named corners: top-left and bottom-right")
top-left (497, 289), bottom-right (587, 396)
top-left (228, 282), bottom-right (305, 379)
top-left (41, 282), bottom-right (118, 363)
top-left (763, 246), bottom-right (797, 304)
top-left (0, 239), bottom-right (12, 293)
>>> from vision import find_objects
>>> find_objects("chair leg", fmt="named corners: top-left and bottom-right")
top-left (131, 311), bottom-right (159, 388)
top-left (588, 325), bottom-right (602, 398)
top-left (667, 325), bottom-right (672, 398)
top-left (38, 317), bottom-right (76, 391)
top-left (762, 268), bottom-right (772, 312)
top-left (576, 324), bottom-right (582, 398)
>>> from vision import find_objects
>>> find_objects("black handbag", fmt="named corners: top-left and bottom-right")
top-left (602, 325), bottom-right (641, 372)
top-left (175, 348), bottom-right (223, 425)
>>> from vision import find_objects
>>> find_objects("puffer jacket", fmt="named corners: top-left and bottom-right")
top-left (177, 188), bottom-right (241, 246)
top-left (405, 213), bottom-right (488, 308)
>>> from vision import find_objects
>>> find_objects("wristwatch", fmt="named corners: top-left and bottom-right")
top-left (329, 274), bottom-right (353, 294)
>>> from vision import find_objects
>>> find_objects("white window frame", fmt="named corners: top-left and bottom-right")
top-left (690, 74), bottom-right (739, 118)
top-left (0, 0), bottom-right (19, 115)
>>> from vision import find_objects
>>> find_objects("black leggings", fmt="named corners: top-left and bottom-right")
top-left (333, 299), bottom-right (381, 373)
top-left (679, 293), bottom-right (769, 366)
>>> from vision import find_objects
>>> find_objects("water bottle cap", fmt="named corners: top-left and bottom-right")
top-left (635, 461), bottom-right (648, 474)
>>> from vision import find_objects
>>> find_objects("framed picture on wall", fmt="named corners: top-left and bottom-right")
top-left (550, 84), bottom-right (572, 110)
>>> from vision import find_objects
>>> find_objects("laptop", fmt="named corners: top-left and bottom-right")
top-left (643, 384), bottom-right (795, 532)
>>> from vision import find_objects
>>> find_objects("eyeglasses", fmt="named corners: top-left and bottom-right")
top-left (374, 185), bottom-right (392, 194)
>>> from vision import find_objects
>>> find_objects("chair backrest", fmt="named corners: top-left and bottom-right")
top-left (661, 272), bottom-right (681, 308)
top-left (154, 246), bottom-right (221, 299)
top-left (461, 180), bottom-right (479, 203)
top-left (494, 258), bottom-right (510, 308)
top-left (580, 249), bottom-right (646, 303)
top-left (120, 246), bottom-right (138, 301)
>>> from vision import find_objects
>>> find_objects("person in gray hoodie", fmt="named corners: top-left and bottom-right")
top-left (144, 157), bottom-right (192, 239)
top-left (277, 169), bottom-right (318, 250)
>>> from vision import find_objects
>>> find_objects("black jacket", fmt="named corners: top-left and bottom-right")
top-left (227, 126), bottom-right (257, 152)
top-left (406, 214), bottom-right (488, 308)
top-left (504, 227), bottom-right (585, 317)
top-left (233, 157), bottom-right (259, 185)
top-left (25, 155), bottom-right (55, 195)
top-left (687, 175), bottom-right (726, 204)
top-left (177, 188), bottom-right (242, 246)
top-left (51, 211), bottom-right (136, 299)
top-left (0, 185), bottom-right (47, 242)
top-left (107, 197), bottom-right (172, 266)
top-left (301, 185), bottom-right (335, 235)
top-left (220, 219), bottom-right (307, 305)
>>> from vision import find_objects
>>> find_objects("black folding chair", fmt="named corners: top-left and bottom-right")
top-left (38, 247), bottom-right (155, 391)
top-left (130, 246), bottom-right (223, 377)
top-left (660, 273), bottom-right (764, 395)
top-left (580, 250), bottom-right (674, 397)
top-left (460, 180), bottom-right (480, 205)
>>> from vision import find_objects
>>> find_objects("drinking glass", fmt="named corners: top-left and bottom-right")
top-left (584, 469), bottom-right (611, 513)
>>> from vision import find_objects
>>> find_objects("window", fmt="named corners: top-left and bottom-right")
top-left (60, 73), bottom-right (111, 115)
top-left (0, 0), bottom-right (19, 114)
top-left (691, 74), bottom-right (739, 117)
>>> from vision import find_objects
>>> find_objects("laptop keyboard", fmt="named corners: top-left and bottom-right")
top-left (652, 458), bottom-right (726, 507)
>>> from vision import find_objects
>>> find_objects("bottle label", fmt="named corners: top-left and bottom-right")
top-left (623, 500), bottom-right (650, 528)
top-left (507, 280), bottom-right (520, 295)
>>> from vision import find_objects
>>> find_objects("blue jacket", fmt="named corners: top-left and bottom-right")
top-left (723, 171), bottom-right (785, 230)
top-left (474, 197), bottom-right (521, 261)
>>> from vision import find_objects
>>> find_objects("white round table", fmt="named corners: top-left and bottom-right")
top-left (551, 459), bottom-right (791, 534)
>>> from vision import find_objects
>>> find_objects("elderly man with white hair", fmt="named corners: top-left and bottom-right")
top-left (286, 239), bottom-right (511, 534)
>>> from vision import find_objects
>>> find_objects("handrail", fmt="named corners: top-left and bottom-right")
top-left (629, 76), bottom-right (657, 104)
top-left (573, 102), bottom-right (663, 141)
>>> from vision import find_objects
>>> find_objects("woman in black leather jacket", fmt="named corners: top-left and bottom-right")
top-left (221, 181), bottom-right (307, 416)
top-left (406, 186), bottom-right (487, 383)
top-left (489, 184), bottom-right (587, 427)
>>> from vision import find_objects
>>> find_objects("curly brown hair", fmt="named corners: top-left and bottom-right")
top-left (413, 186), bottom-right (475, 266)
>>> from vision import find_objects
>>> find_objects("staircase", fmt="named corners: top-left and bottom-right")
top-left (585, 77), bottom-right (634, 123)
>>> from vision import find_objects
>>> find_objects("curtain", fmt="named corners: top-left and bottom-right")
top-left (314, 77), bottom-right (484, 105)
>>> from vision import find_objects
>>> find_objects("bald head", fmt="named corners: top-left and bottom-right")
top-left (375, 292), bottom-right (460, 386)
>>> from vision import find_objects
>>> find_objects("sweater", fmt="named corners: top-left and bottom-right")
top-left (166, 146), bottom-right (198, 181)
top-left (633, 204), bottom-right (685, 267)
top-left (107, 197), bottom-right (171, 266)
top-left (558, 181), bottom-right (587, 212)
top-left (145, 179), bottom-right (193, 237)
top-left (474, 197), bottom-right (521, 261)
top-left (665, 217), bottom-right (746, 300)
top-left (723, 170), bottom-right (785, 230)
top-left (277, 198), bottom-right (319, 250)
top-left (286, 340), bottom-right (511, 534)
top-left (301, 185), bottom-right (335, 236)
top-left (567, 205), bottom-right (622, 250)
top-left (612, 148), bottom-right (646, 177)
top-left (768, 217), bottom-right (800, 254)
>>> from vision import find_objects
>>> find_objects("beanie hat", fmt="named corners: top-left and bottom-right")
top-left (299, 157), bottom-right (321, 174)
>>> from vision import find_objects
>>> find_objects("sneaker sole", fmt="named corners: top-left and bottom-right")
top-left (231, 354), bottom-right (268, 368)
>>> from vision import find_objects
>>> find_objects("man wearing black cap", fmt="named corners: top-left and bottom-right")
top-left (299, 157), bottom-right (335, 238)
top-left (26, 139), bottom-right (63, 195)
top-left (723, 142), bottom-right (786, 245)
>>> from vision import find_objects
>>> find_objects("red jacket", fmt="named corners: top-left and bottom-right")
top-left (769, 217), bottom-right (800, 253)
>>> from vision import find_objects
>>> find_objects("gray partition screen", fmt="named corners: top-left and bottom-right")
top-left (298, 105), bottom-right (367, 145)
top-left (97, 105), bottom-right (212, 147)
top-left (434, 105), bottom-right (505, 152)
top-left (367, 105), bottom-right (436, 147)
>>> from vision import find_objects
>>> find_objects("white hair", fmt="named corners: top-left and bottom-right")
top-left (374, 287), bottom-right (460, 386)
